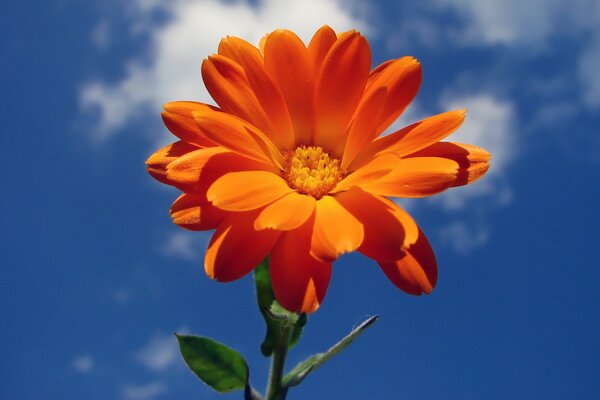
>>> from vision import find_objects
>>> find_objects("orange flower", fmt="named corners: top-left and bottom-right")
top-left (146, 26), bottom-right (490, 314)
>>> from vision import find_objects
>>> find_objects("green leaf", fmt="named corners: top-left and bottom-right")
top-left (176, 334), bottom-right (249, 393)
top-left (254, 258), bottom-right (306, 356)
top-left (282, 315), bottom-right (379, 388)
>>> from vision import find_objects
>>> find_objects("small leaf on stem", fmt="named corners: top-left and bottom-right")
top-left (176, 334), bottom-right (249, 393)
top-left (282, 315), bottom-right (379, 387)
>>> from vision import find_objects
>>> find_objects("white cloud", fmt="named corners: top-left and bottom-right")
top-left (121, 382), bottom-right (167, 400)
top-left (579, 32), bottom-right (600, 108)
top-left (91, 20), bottom-right (111, 49)
top-left (160, 231), bottom-right (206, 261)
top-left (432, 93), bottom-right (515, 210)
top-left (433, 0), bottom-right (562, 48)
top-left (72, 355), bottom-right (94, 373)
top-left (136, 332), bottom-right (179, 372)
top-left (80, 0), bottom-right (371, 141)
top-left (438, 221), bottom-right (489, 254)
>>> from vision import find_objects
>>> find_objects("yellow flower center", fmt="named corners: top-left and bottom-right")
top-left (284, 146), bottom-right (343, 198)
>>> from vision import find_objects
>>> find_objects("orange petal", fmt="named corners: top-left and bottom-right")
top-left (313, 31), bottom-right (371, 155)
top-left (341, 86), bottom-right (387, 169)
top-left (166, 147), bottom-right (273, 193)
top-left (334, 153), bottom-right (400, 193)
top-left (378, 228), bottom-right (437, 295)
top-left (162, 102), bottom-right (218, 147)
top-left (264, 29), bottom-right (314, 145)
top-left (217, 36), bottom-right (294, 150)
top-left (205, 211), bottom-right (281, 282)
top-left (201, 55), bottom-right (273, 138)
top-left (360, 157), bottom-right (459, 198)
top-left (365, 57), bottom-right (422, 135)
top-left (270, 215), bottom-right (332, 313)
top-left (307, 25), bottom-right (337, 71)
top-left (207, 171), bottom-right (293, 211)
top-left (407, 142), bottom-right (491, 187)
top-left (192, 108), bottom-right (284, 168)
top-left (350, 110), bottom-right (466, 170)
top-left (146, 141), bottom-right (200, 185)
top-left (335, 188), bottom-right (418, 262)
top-left (170, 193), bottom-right (227, 231)
top-left (254, 191), bottom-right (316, 231)
top-left (310, 195), bottom-right (364, 262)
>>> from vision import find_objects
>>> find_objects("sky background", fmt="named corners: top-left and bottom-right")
top-left (2, 0), bottom-right (600, 399)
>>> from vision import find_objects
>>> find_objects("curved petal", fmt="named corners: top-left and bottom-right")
top-left (334, 153), bottom-right (400, 193)
top-left (406, 142), bottom-right (491, 187)
top-left (162, 102), bottom-right (218, 147)
top-left (341, 86), bottom-right (387, 169)
top-left (166, 147), bottom-right (273, 193)
top-left (360, 157), bottom-right (459, 198)
top-left (217, 36), bottom-right (294, 149)
top-left (170, 193), bottom-right (227, 231)
top-left (270, 215), bottom-right (332, 313)
top-left (264, 29), bottom-right (314, 145)
top-left (146, 141), bottom-right (200, 184)
top-left (310, 195), bottom-right (364, 262)
top-left (350, 110), bottom-right (466, 170)
top-left (313, 31), bottom-right (371, 155)
top-left (378, 228), bottom-right (437, 295)
top-left (193, 108), bottom-right (284, 168)
top-left (307, 25), bottom-right (337, 71)
top-left (205, 211), bottom-right (281, 282)
top-left (365, 57), bottom-right (422, 136)
top-left (335, 188), bottom-right (418, 262)
top-left (207, 171), bottom-right (293, 211)
top-left (254, 191), bottom-right (316, 231)
top-left (201, 55), bottom-right (273, 137)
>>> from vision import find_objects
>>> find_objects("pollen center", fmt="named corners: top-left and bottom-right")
top-left (284, 146), bottom-right (343, 198)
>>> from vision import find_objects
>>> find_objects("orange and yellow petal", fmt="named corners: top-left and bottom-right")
top-left (216, 36), bottom-right (294, 149)
top-left (307, 25), bottom-right (337, 71)
top-left (165, 147), bottom-right (274, 193)
top-left (360, 157), bottom-right (459, 198)
top-left (201, 55), bottom-right (273, 137)
top-left (364, 57), bottom-right (422, 136)
top-left (378, 229), bottom-right (437, 295)
top-left (192, 107), bottom-right (284, 168)
top-left (334, 153), bottom-right (399, 192)
top-left (146, 140), bottom-right (200, 184)
top-left (313, 31), bottom-right (371, 154)
top-left (406, 142), bottom-right (491, 187)
top-left (205, 211), bottom-right (281, 282)
top-left (310, 195), bottom-right (364, 262)
top-left (254, 192), bottom-right (316, 231)
top-left (170, 193), bottom-right (227, 231)
top-left (350, 110), bottom-right (466, 170)
top-left (335, 188), bottom-right (418, 262)
top-left (207, 171), bottom-right (293, 211)
top-left (162, 102), bottom-right (218, 148)
top-left (264, 29), bottom-right (314, 145)
top-left (270, 216), bottom-right (332, 313)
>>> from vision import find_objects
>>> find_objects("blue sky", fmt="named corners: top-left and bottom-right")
top-left (2, 0), bottom-right (599, 399)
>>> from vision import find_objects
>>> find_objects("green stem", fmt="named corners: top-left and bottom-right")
top-left (265, 323), bottom-right (292, 400)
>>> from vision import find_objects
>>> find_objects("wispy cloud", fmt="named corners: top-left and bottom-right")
top-left (160, 231), bottom-right (207, 262)
top-left (72, 355), bottom-right (94, 373)
top-left (121, 382), bottom-right (167, 400)
top-left (136, 332), bottom-right (180, 372)
top-left (80, 0), bottom-right (371, 141)
top-left (438, 221), bottom-right (489, 254)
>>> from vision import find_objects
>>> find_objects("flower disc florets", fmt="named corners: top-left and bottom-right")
top-left (284, 146), bottom-right (343, 198)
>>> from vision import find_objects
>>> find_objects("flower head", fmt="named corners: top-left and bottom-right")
top-left (147, 26), bottom-right (490, 314)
